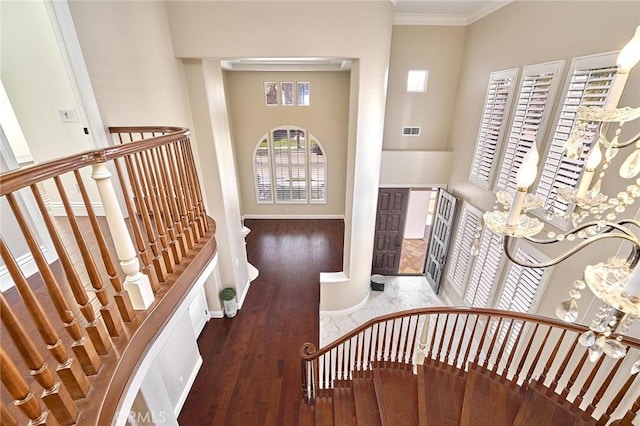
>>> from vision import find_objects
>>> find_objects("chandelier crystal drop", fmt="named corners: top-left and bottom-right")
top-left (482, 26), bottom-right (640, 363)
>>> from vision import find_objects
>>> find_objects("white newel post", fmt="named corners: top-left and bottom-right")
top-left (415, 314), bottom-right (430, 365)
top-left (92, 162), bottom-right (154, 309)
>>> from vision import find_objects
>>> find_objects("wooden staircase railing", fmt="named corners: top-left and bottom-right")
top-left (0, 127), bottom-right (215, 425)
top-left (300, 307), bottom-right (640, 424)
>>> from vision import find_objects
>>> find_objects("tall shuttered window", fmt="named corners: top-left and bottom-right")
top-left (494, 245), bottom-right (551, 354)
top-left (534, 52), bottom-right (618, 228)
top-left (468, 68), bottom-right (519, 190)
top-left (496, 61), bottom-right (565, 191)
top-left (464, 228), bottom-right (505, 308)
top-left (446, 203), bottom-right (482, 297)
top-left (253, 126), bottom-right (326, 204)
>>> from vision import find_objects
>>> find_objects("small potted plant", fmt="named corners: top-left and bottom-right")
top-left (220, 287), bottom-right (238, 318)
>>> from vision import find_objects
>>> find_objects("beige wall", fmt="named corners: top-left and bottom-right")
top-left (383, 25), bottom-right (466, 151)
top-left (441, 1), bottom-right (640, 323)
top-left (225, 71), bottom-right (349, 217)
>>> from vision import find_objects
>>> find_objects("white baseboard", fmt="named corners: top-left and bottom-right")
top-left (50, 201), bottom-right (105, 216)
top-left (0, 247), bottom-right (57, 292)
top-left (174, 355), bottom-right (203, 417)
top-left (242, 214), bottom-right (345, 220)
top-left (208, 310), bottom-right (224, 319)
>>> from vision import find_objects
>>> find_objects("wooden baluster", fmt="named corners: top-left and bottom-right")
top-left (1, 400), bottom-right (17, 426)
top-left (124, 154), bottom-right (170, 280)
top-left (561, 351), bottom-right (589, 401)
top-left (427, 314), bottom-right (441, 364)
top-left (113, 158), bottom-right (161, 292)
top-left (471, 315), bottom-right (491, 366)
top-left (164, 142), bottom-right (193, 250)
top-left (73, 170), bottom-right (135, 322)
top-left (0, 299), bottom-right (77, 425)
top-left (26, 186), bottom-right (103, 372)
top-left (461, 315), bottom-right (480, 375)
top-left (522, 325), bottom-right (552, 392)
top-left (482, 317), bottom-right (503, 369)
top-left (500, 320), bottom-right (525, 385)
top-left (144, 149), bottom-right (185, 260)
top-left (152, 148), bottom-right (188, 257)
top-left (452, 314), bottom-right (470, 370)
top-left (168, 142), bottom-right (195, 249)
top-left (183, 138), bottom-right (208, 236)
top-left (610, 394), bottom-right (640, 426)
top-left (584, 356), bottom-right (625, 418)
top-left (539, 329), bottom-right (566, 385)
top-left (491, 318), bottom-right (514, 377)
top-left (178, 138), bottom-right (203, 241)
top-left (435, 314), bottom-right (451, 364)
top-left (136, 150), bottom-right (180, 266)
top-left (0, 239), bottom-right (89, 398)
top-left (407, 315), bottom-right (420, 366)
top-left (176, 139), bottom-right (200, 245)
top-left (547, 333), bottom-right (579, 396)
top-left (156, 146), bottom-right (189, 256)
top-left (444, 314), bottom-right (459, 368)
top-left (0, 348), bottom-right (59, 426)
top-left (91, 162), bottom-right (155, 310)
top-left (572, 354), bottom-right (607, 411)
top-left (596, 373), bottom-right (638, 426)
top-left (513, 323), bottom-right (540, 389)
top-left (4, 193), bottom-right (106, 362)
top-left (53, 176), bottom-right (122, 340)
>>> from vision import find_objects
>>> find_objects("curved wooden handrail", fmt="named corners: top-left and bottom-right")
top-left (300, 306), bottom-right (640, 360)
top-left (0, 126), bottom-right (188, 195)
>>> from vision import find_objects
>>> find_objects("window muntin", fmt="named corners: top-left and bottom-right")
top-left (253, 126), bottom-right (326, 204)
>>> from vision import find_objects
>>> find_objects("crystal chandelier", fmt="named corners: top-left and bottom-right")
top-left (483, 26), bottom-right (640, 364)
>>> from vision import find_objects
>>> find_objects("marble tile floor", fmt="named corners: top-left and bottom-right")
top-left (320, 275), bottom-right (447, 347)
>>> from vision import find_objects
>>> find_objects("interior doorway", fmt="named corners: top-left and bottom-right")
top-left (398, 188), bottom-right (438, 275)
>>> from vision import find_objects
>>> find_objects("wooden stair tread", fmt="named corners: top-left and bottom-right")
top-left (314, 396), bottom-right (335, 426)
top-left (459, 366), bottom-right (523, 426)
top-left (418, 362), bottom-right (466, 426)
top-left (333, 385), bottom-right (356, 426)
top-left (373, 367), bottom-right (419, 426)
top-left (513, 385), bottom-right (597, 426)
top-left (352, 376), bottom-right (382, 426)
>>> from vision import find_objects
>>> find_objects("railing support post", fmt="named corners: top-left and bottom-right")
top-left (92, 162), bottom-right (154, 309)
top-left (415, 315), bottom-right (430, 365)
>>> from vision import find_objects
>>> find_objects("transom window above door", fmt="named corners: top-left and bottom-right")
top-left (253, 125), bottom-right (327, 204)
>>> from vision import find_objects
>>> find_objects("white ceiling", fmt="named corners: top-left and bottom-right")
top-left (393, 0), bottom-right (512, 25)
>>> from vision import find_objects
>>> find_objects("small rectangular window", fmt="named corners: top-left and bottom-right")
top-left (297, 82), bottom-right (310, 106)
top-left (264, 82), bottom-right (278, 106)
top-left (407, 70), bottom-right (428, 92)
top-left (281, 82), bottom-right (294, 106)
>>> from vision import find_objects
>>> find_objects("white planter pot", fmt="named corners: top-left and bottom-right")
top-left (223, 298), bottom-right (238, 318)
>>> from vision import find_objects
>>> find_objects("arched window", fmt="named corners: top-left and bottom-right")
top-left (253, 126), bottom-right (326, 204)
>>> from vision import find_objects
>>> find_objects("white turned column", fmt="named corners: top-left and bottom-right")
top-left (415, 314), bottom-right (430, 365)
top-left (92, 163), bottom-right (154, 309)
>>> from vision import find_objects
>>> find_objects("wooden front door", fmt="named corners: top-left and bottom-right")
top-left (372, 188), bottom-right (410, 275)
top-left (425, 189), bottom-right (457, 293)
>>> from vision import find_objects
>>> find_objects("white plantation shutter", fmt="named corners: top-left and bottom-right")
top-left (496, 61), bottom-right (565, 191)
top-left (254, 135), bottom-right (273, 202)
top-left (495, 245), bottom-right (552, 354)
top-left (446, 203), bottom-right (482, 297)
top-left (464, 228), bottom-right (505, 308)
top-left (469, 68), bottom-right (519, 189)
top-left (534, 52), bottom-right (618, 228)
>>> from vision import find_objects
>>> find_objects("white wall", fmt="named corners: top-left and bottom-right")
top-left (165, 1), bottom-right (394, 311)
top-left (441, 1), bottom-right (640, 323)
top-left (404, 190), bottom-right (432, 239)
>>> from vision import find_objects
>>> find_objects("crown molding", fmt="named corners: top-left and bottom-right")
top-left (467, 0), bottom-right (513, 24)
top-left (393, 1), bottom-right (513, 26)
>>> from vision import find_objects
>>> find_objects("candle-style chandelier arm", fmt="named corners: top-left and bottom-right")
top-left (503, 220), bottom-right (640, 269)
top-left (598, 125), bottom-right (640, 149)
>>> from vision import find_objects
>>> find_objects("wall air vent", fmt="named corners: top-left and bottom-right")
top-left (402, 127), bottom-right (421, 136)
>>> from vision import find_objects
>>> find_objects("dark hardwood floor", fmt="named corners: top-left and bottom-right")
top-left (178, 219), bottom-right (344, 425)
